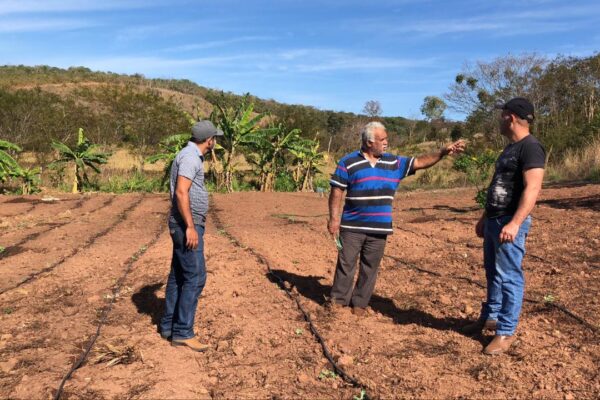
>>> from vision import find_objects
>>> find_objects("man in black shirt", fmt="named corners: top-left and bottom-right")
top-left (463, 98), bottom-right (546, 355)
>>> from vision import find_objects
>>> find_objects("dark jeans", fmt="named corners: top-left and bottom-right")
top-left (330, 230), bottom-right (387, 308)
top-left (481, 215), bottom-right (531, 335)
top-left (160, 223), bottom-right (207, 340)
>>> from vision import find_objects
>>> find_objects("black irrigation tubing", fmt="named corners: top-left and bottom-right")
top-left (210, 208), bottom-right (366, 392)
top-left (386, 255), bottom-right (599, 335)
top-left (53, 222), bottom-right (167, 400)
top-left (0, 202), bottom-right (36, 219)
top-left (0, 195), bottom-right (145, 296)
top-left (0, 196), bottom-right (115, 259)
top-left (263, 214), bottom-right (599, 335)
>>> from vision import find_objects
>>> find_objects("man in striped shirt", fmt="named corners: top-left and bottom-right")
top-left (328, 121), bottom-right (465, 315)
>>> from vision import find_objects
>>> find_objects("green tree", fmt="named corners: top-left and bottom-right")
top-left (51, 128), bottom-right (111, 193)
top-left (420, 96), bottom-right (447, 121)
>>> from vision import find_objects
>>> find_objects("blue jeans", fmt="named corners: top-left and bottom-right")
top-left (481, 215), bottom-right (531, 336)
top-left (160, 223), bottom-right (207, 340)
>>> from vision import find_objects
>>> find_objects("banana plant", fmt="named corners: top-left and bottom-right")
top-left (51, 128), bottom-right (111, 193)
top-left (289, 138), bottom-right (325, 192)
top-left (146, 133), bottom-right (190, 189)
top-left (210, 96), bottom-right (268, 192)
top-left (0, 139), bottom-right (21, 183)
top-left (245, 123), bottom-right (303, 192)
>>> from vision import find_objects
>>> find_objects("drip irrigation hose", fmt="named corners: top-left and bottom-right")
top-left (0, 196), bottom-right (144, 296)
top-left (0, 196), bottom-right (114, 259)
top-left (53, 223), bottom-right (166, 400)
top-left (265, 213), bottom-right (599, 335)
top-left (210, 208), bottom-right (367, 392)
top-left (386, 255), bottom-right (599, 334)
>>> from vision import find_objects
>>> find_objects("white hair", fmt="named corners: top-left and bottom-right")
top-left (361, 121), bottom-right (386, 145)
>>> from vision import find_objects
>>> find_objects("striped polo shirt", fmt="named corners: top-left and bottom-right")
top-left (330, 151), bottom-right (415, 235)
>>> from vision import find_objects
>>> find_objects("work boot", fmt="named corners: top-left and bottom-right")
top-left (461, 319), bottom-right (497, 335)
top-left (351, 306), bottom-right (368, 317)
top-left (160, 331), bottom-right (172, 341)
top-left (483, 335), bottom-right (516, 355)
top-left (326, 300), bottom-right (345, 313)
top-left (171, 337), bottom-right (210, 352)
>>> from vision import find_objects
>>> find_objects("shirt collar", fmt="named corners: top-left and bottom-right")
top-left (187, 141), bottom-right (204, 161)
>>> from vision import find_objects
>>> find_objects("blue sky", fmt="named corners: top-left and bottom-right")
top-left (1, 0), bottom-right (599, 119)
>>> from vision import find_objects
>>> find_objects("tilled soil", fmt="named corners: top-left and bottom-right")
top-left (0, 183), bottom-right (598, 399)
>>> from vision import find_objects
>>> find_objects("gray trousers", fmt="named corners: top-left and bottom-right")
top-left (330, 230), bottom-right (387, 308)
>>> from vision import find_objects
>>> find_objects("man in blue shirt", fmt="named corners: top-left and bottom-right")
top-left (160, 120), bottom-right (223, 351)
top-left (328, 121), bottom-right (465, 315)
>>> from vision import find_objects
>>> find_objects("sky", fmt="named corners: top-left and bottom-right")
top-left (0, 0), bottom-right (599, 120)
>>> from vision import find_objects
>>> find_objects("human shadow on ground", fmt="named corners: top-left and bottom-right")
top-left (538, 195), bottom-right (600, 212)
top-left (406, 205), bottom-right (480, 214)
top-left (132, 283), bottom-right (164, 331)
top-left (269, 269), bottom-right (486, 344)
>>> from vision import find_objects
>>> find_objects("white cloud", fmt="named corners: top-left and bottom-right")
top-left (0, 0), bottom-right (170, 15)
top-left (163, 36), bottom-right (275, 52)
top-left (0, 17), bottom-right (97, 32)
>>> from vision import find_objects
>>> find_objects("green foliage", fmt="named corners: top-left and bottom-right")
top-left (353, 389), bottom-right (369, 400)
top-left (274, 171), bottom-right (297, 192)
top-left (51, 128), bottom-right (111, 193)
top-left (318, 369), bottom-right (338, 380)
top-left (453, 150), bottom-right (498, 208)
top-left (0, 139), bottom-right (22, 183)
top-left (210, 95), bottom-right (270, 192)
top-left (100, 171), bottom-right (164, 193)
top-left (420, 96), bottom-right (447, 121)
top-left (12, 166), bottom-right (41, 194)
top-left (146, 133), bottom-right (190, 189)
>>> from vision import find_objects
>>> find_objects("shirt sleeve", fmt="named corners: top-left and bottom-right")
top-left (521, 140), bottom-right (546, 170)
top-left (330, 161), bottom-right (349, 189)
top-left (397, 156), bottom-right (416, 178)
top-left (177, 155), bottom-right (202, 181)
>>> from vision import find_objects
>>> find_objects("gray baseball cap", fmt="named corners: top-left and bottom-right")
top-left (191, 120), bottom-right (224, 141)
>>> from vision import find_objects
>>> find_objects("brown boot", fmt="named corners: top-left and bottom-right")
top-left (326, 301), bottom-right (345, 314)
top-left (171, 337), bottom-right (210, 352)
top-left (483, 335), bottom-right (516, 355)
top-left (351, 307), bottom-right (368, 316)
top-left (461, 319), bottom-right (497, 335)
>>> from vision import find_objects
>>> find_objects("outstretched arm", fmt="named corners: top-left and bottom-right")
top-left (412, 139), bottom-right (466, 170)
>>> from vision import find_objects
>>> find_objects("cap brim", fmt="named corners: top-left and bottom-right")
top-left (215, 129), bottom-right (224, 136)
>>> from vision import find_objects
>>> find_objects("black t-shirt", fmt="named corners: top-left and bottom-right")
top-left (485, 134), bottom-right (546, 218)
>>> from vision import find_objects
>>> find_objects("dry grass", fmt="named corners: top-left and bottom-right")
top-left (548, 137), bottom-right (600, 181)
top-left (105, 149), bottom-right (164, 172)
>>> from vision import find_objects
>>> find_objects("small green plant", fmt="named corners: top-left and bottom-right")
top-left (0, 246), bottom-right (5, 254)
top-left (318, 368), bottom-right (338, 380)
top-left (453, 149), bottom-right (498, 208)
top-left (353, 389), bottom-right (368, 400)
top-left (295, 328), bottom-right (304, 336)
top-left (3, 307), bottom-right (14, 314)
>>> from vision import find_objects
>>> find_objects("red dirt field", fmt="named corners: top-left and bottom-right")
top-left (0, 183), bottom-right (598, 399)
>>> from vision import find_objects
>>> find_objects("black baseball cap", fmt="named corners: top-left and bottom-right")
top-left (495, 97), bottom-right (535, 122)
top-left (191, 120), bottom-right (224, 141)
